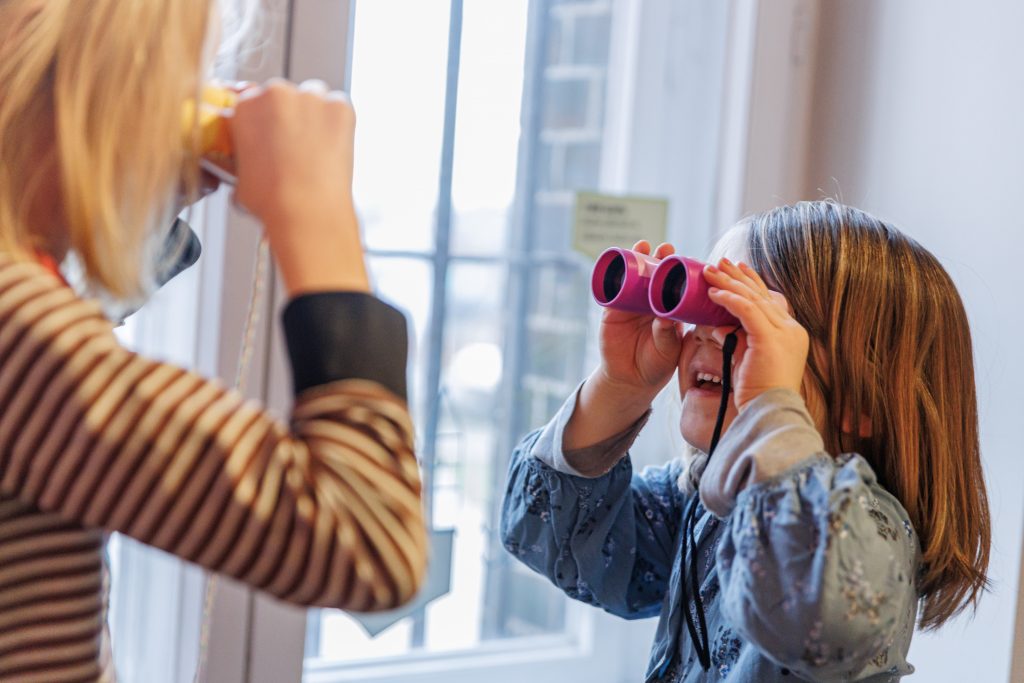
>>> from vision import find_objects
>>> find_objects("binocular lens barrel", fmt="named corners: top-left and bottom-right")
top-left (590, 247), bottom-right (739, 327)
top-left (600, 253), bottom-right (626, 303)
top-left (657, 261), bottom-right (688, 312)
top-left (590, 248), bottom-right (661, 314)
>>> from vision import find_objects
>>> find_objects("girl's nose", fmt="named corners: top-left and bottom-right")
top-left (692, 324), bottom-right (719, 346)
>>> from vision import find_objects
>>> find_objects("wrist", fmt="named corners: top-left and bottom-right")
top-left (564, 373), bottom-right (653, 451)
top-left (592, 367), bottom-right (662, 408)
top-left (261, 200), bottom-right (371, 297)
top-left (259, 192), bottom-right (355, 233)
top-left (586, 369), bottom-right (658, 415)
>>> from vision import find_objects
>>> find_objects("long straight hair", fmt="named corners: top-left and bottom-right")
top-left (745, 201), bottom-right (990, 629)
top-left (0, 0), bottom-right (215, 298)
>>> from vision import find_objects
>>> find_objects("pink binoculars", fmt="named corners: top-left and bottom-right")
top-left (590, 247), bottom-right (739, 327)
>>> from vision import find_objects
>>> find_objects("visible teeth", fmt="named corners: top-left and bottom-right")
top-left (697, 372), bottom-right (722, 385)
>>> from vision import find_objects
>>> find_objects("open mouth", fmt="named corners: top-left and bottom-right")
top-left (694, 372), bottom-right (724, 391)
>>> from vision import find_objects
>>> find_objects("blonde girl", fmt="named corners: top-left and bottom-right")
top-left (502, 201), bottom-right (989, 681)
top-left (0, 1), bottom-right (426, 680)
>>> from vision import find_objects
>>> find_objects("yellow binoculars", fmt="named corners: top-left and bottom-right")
top-left (183, 85), bottom-right (237, 183)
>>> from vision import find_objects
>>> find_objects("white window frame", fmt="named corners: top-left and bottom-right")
top-left (197, 1), bottom-right (821, 681)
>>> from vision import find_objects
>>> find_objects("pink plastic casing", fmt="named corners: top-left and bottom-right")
top-left (648, 254), bottom-right (739, 326)
top-left (590, 247), bottom-right (739, 326)
top-left (590, 247), bottom-right (660, 314)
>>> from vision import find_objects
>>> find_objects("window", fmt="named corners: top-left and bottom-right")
top-left (299, 0), bottom-right (618, 672)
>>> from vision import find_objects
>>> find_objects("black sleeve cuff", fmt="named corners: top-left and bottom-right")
top-left (282, 292), bottom-right (409, 400)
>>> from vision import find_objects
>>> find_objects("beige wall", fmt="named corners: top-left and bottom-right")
top-left (784, 1), bottom-right (1024, 681)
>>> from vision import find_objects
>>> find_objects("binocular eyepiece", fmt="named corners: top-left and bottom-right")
top-left (591, 247), bottom-right (739, 327)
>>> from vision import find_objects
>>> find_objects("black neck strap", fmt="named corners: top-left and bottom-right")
top-left (682, 330), bottom-right (738, 671)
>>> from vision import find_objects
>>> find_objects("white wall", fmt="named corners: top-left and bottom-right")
top-left (773, 1), bottom-right (1024, 681)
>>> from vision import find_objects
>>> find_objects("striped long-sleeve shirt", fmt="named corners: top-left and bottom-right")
top-left (0, 254), bottom-right (427, 682)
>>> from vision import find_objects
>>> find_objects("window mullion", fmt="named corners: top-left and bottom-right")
top-left (479, 0), bottom-right (552, 641)
top-left (411, 0), bottom-right (465, 649)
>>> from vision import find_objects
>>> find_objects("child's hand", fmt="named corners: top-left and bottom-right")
top-left (230, 79), bottom-right (369, 296)
top-left (596, 240), bottom-right (682, 402)
top-left (564, 240), bottom-right (681, 450)
top-left (703, 259), bottom-right (809, 411)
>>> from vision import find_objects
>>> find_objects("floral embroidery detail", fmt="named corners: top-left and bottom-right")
top-left (525, 474), bottom-right (553, 520)
top-left (711, 626), bottom-right (743, 677)
top-left (862, 496), bottom-right (900, 542)
top-left (801, 620), bottom-right (830, 668)
top-left (840, 559), bottom-right (888, 625)
top-left (602, 530), bottom-right (616, 567)
top-left (825, 496), bottom-right (853, 550)
top-left (634, 554), bottom-right (665, 589)
top-left (868, 507), bottom-right (899, 541)
top-left (575, 510), bottom-right (598, 537)
top-left (700, 578), bottom-right (720, 605)
top-left (735, 503), bottom-right (766, 563)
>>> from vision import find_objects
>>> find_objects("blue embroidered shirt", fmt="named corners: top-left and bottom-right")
top-left (500, 388), bottom-right (920, 682)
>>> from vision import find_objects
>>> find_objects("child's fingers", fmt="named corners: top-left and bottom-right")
top-left (717, 259), bottom-right (772, 302)
top-left (705, 264), bottom-right (783, 326)
top-left (733, 262), bottom-right (797, 320)
top-left (737, 262), bottom-right (772, 296)
top-left (653, 242), bottom-right (675, 260)
top-left (709, 259), bottom-right (757, 296)
top-left (707, 261), bottom-right (790, 327)
top-left (652, 316), bottom-right (683, 354)
top-left (707, 287), bottom-right (776, 338)
top-left (725, 259), bottom-right (770, 299)
top-left (629, 240), bottom-right (675, 260)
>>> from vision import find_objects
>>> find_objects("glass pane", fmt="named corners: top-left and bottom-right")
top-left (351, 0), bottom-right (451, 253)
top-left (424, 262), bottom-right (528, 652)
top-left (519, 262), bottom-right (592, 429)
top-left (480, 261), bottom-right (591, 639)
top-left (449, 1), bottom-right (530, 256)
top-left (368, 256), bottom-right (434, 434)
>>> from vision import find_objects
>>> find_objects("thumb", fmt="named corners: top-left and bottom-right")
top-left (651, 317), bottom-right (682, 355)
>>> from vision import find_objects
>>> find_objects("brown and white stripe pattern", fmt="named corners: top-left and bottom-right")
top-left (0, 256), bottom-right (427, 682)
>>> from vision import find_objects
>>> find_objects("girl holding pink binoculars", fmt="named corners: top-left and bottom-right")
top-left (501, 201), bottom-right (990, 682)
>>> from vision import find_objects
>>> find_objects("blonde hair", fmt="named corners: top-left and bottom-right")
top-left (0, 0), bottom-right (215, 298)
top-left (745, 200), bottom-right (990, 630)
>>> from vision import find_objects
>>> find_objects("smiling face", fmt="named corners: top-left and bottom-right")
top-left (675, 224), bottom-right (828, 454)
top-left (676, 225), bottom-right (749, 453)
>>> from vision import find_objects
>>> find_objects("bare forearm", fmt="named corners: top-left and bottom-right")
top-left (563, 369), bottom-right (656, 450)
top-left (263, 200), bottom-right (370, 297)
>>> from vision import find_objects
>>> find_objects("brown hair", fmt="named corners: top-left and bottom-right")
top-left (745, 200), bottom-right (990, 630)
